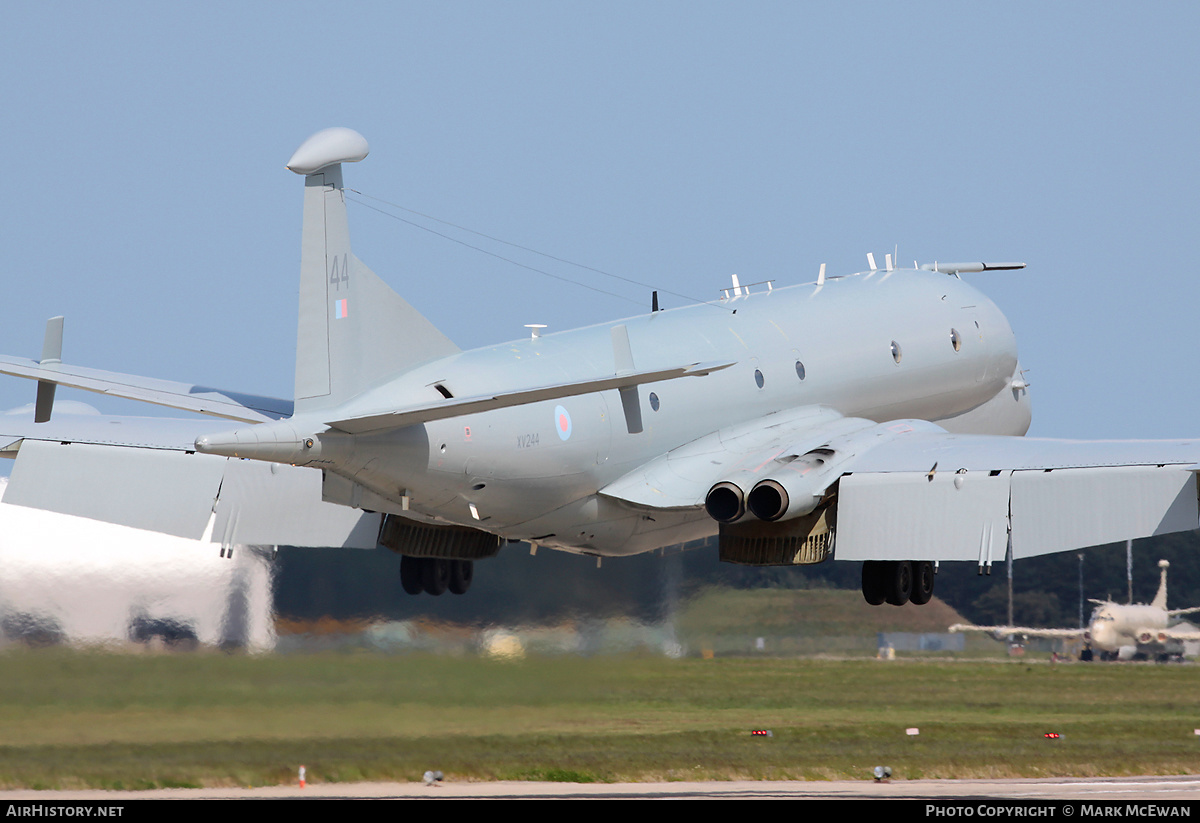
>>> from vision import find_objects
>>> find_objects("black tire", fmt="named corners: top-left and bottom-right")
top-left (862, 561), bottom-right (887, 606)
top-left (885, 560), bottom-right (912, 606)
top-left (449, 560), bottom-right (474, 595)
top-left (422, 558), bottom-right (449, 596)
top-left (400, 555), bottom-right (424, 595)
top-left (909, 561), bottom-right (935, 606)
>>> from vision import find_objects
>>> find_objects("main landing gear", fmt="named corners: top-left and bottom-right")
top-left (861, 560), bottom-right (934, 606)
top-left (400, 556), bottom-right (474, 596)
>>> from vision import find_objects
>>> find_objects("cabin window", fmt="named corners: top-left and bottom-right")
top-left (795, 361), bottom-right (806, 381)
top-left (754, 369), bottom-right (765, 388)
top-left (649, 392), bottom-right (660, 411)
top-left (950, 329), bottom-right (961, 352)
top-left (891, 341), bottom-right (902, 364)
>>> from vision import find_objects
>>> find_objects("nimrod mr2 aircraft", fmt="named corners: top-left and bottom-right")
top-left (952, 560), bottom-right (1200, 660)
top-left (2, 128), bottom-right (1198, 604)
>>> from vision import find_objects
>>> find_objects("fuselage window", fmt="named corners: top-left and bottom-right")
top-left (950, 329), bottom-right (961, 352)
top-left (891, 341), bottom-right (902, 364)
top-left (795, 361), bottom-right (806, 381)
top-left (649, 392), bottom-right (660, 411)
top-left (754, 369), bottom-right (765, 388)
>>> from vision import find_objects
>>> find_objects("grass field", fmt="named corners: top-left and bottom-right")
top-left (0, 649), bottom-right (1197, 789)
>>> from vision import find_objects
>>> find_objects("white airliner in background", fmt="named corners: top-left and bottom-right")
top-left (0, 128), bottom-right (1197, 605)
top-left (951, 560), bottom-right (1200, 660)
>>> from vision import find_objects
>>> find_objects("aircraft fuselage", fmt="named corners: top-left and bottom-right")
top-left (1087, 603), bottom-right (1173, 654)
top-left (304, 267), bottom-right (1030, 555)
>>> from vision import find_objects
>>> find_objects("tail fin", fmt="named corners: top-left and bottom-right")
top-left (288, 128), bottom-right (459, 414)
top-left (1152, 558), bottom-right (1169, 610)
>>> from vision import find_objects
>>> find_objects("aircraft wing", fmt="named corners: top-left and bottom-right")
top-left (0, 355), bottom-right (293, 423)
top-left (949, 624), bottom-right (1086, 639)
top-left (602, 416), bottom-right (1200, 563)
top-left (0, 407), bottom-right (378, 548)
top-left (325, 360), bottom-right (735, 435)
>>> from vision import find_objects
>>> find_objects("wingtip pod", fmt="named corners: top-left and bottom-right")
top-left (286, 128), bottom-right (369, 175)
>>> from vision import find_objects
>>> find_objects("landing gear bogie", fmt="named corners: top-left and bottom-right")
top-left (862, 559), bottom-right (934, 607)
top-left (909, 561), bottom-right (935, 606)
top-left (862, 561), bottom-right (888, 606)
top-left (399, 557), bottom-right (475, 596)
top-left (400, 555), bottom-right (424, 595)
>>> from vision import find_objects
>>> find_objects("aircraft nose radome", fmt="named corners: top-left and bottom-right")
top-left (286, 127), bottom-right (369, 175)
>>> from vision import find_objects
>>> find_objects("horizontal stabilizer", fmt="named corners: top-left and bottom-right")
top-left (327, 360), bottom-right (735, 435)
top-left (0, 355), bottom-right (292, 423)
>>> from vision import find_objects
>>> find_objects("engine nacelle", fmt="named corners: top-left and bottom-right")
top-left (745, 448), bottom-right (838, 521)
top-left (703, 419), bottom-right (944, 524)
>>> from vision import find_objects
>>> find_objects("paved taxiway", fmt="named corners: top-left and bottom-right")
top-left (3, 776), bottom-right (1199, 800)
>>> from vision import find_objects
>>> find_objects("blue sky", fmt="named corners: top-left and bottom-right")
top-left (2, 1), bottom-right (1198, 442)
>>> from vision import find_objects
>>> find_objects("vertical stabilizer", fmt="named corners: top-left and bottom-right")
top-left (1152, 559), bottom-right (1169, 610)
top-left (288, 128), bottom-right (460, 413)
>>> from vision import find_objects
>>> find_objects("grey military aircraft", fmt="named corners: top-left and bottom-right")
top-left (951, 560), bottom-right (1200, 660)
top-left (2, 127), bottom-right (1199, 603)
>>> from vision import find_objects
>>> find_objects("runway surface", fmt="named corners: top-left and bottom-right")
top-left (3, 776), bottom-right (1199, 800)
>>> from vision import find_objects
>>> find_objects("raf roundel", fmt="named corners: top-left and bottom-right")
top-left (554, 405), bottom-right (572, 441)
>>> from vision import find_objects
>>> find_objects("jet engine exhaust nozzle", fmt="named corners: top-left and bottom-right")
top-left (705, 482), bottom-right (746, 523)
top-left (746, 479), bottom-right (789, 522)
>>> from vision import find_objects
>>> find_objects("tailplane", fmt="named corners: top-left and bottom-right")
top-left (288, 128), bottom-right (459, 414)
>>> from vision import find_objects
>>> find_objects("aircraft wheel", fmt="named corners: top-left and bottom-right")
top-left (909, 561), bottom-right (935, 606)
top-left (422, 558), bottom-right (450, 596)
top-left (885, 560), bottom-right (912, 606)
top-left (449, 560), bottom-right (474, 595)
top-left (861, 561), bottom-right (887, 606)
top-left (400, 555), bottom-right (424, 595)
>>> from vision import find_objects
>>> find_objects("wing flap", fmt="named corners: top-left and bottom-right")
top-left (837, 470), bottom-right (1011, 562)
top-left (1010, 466), bottom-right (1197, 559)
top-left (838, 454), bottom-right (1198, 562)
top-left (2, 439), bottom-right (380, 548)
top-left (210, 459), bottom-right (381, 548)
top-left (3, 440), bottom-right (227, 539)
